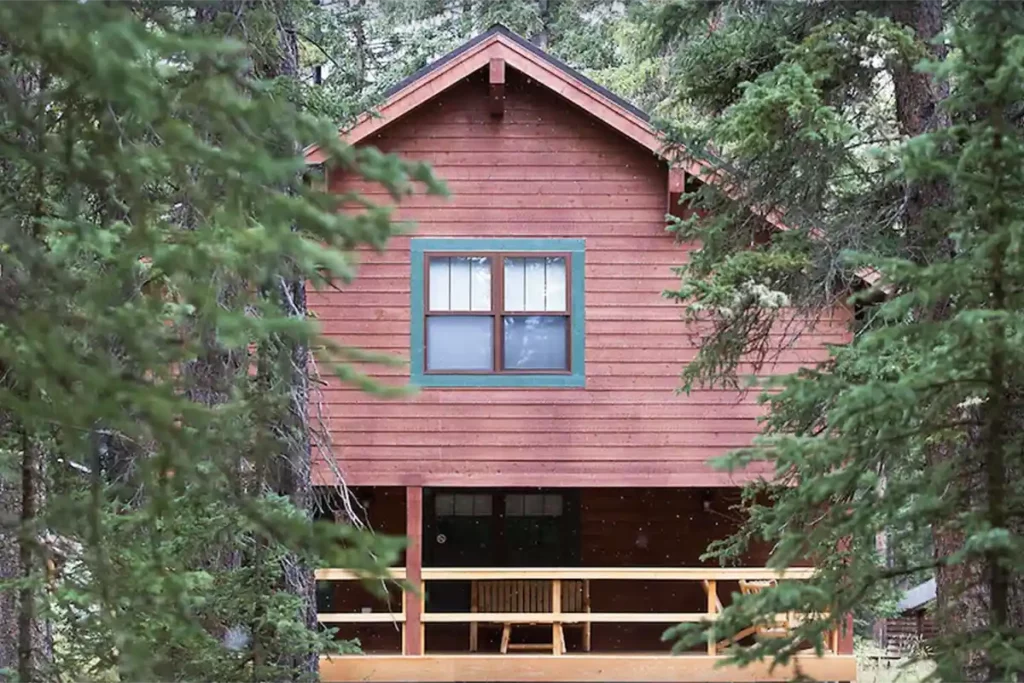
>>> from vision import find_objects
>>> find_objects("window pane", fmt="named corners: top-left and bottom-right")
top-left (543, 494), bottom-right (562, 516)
top-left (454, 494), bottom-right (474, 516)
top-left (474, 494), bottom-right (492, 516)
top-left (503, 257), bottom-right (566, 312)
top-left (429, 256), bottom-right (490, 312)
top-left (449, 257), bottom-right (471, 310)
top-left (427, 316), bottom-right (493, 371)
top-left (524, 258), bottom-right (545, 310)
top-left (504, 257), bottom-right (525, 311)
top-left (505, 494), bottom-right (523, 516)
top-left (435, 493), bottom-right (454, 517)
top-left (524, 494), bottom-right (544, 516)
top-left (502, 316), bottom-right (568, 370)
top-left (428, 257), bottom-right (450, 311)
top-left (470, 258), bottom-right (491, 311)
top-left (545, 257), bottom-right (566, 311)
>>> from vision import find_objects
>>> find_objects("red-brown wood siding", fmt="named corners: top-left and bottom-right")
top-left (313, 68), bottom-right (851, 488)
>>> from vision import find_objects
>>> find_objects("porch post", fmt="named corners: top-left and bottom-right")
top-left (404, 486), bottom-right (424, 655)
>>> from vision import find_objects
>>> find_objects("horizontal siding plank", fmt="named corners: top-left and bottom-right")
top-left (343, 166), bottom-right (661, 183)
top-left (389, 151), bottom-right (659, 167)
top-left (327, 362), bottom-right (820, 378)
top-left (348, 194), bottom-right (666, 210)
top-left (361, 180), bottom-right (663, 196)
top-left (331, 433), bottom-right (760, 448)
top-left (330, 418), bottom-right (762, 433)
top-left (366, 136), bottom-right (653, 154)
top-left (312, 460), bottom-right (772, 487)
top-left (389, 208), bottom-right (664, 223)
top-left (320, 404), bottom-right (766, 419)
top-left (314, 456), bottom-right (768, 469)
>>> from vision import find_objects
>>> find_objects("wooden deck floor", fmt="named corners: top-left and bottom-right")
top-left (319, 653), bottom-right (858, 682)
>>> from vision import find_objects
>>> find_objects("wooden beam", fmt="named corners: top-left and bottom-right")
top-left (315, 566), bottom-right (816, 582)
top-left (668, 166), bottom-right (685, 216)
top-left (316, 567), bottom-right (407, 581)
top-left (404, 486), bottom-right (423, 655)
top-left (489, 57), bottom-right (505, 117)
top-left (319, 612), bottom-right (406, 624)
top-left (319, 654), bottom-right (859, 683)
top-left (421, 612), bottom-right (709, 624)
top-left (668, 167), bottom-right (685, 194)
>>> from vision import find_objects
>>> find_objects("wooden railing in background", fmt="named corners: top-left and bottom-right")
top-left (315, 566), bottom-right (842, 656)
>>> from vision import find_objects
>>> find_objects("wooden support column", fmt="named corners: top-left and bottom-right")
top-left (551, 579), bottom-right (562, 655)
top-left (404, 486), bottom-right (424, 655)
top-left (705, 580), bottom-right (717, 656)
top-left (489, 57), bottom-right (506, 117)
top-left (839, 612), bottom-right (854, 654)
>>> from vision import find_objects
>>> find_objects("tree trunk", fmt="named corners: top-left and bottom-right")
top-left (266, 4), bottom-right (317, 677)
top-left (531, 0), bottom-right (550, 49)
top-left (884, 4), bottom-right (1024, 679)
top-left (0, 468), bottom-right (21, 680)
top-left (0, 428), bottom-right (52, 683)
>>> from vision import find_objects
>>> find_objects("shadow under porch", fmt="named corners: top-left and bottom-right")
top-left (315, 486), bottom-right (799, 655)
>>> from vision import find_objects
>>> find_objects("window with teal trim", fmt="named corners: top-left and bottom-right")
top-left (410, 238), bottom-right (585, 388)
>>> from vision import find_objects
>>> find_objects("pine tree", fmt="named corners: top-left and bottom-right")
top-left (0, 2), bottom-right (441, 680)
top-left (649, 2), bottom-right (1024, 679)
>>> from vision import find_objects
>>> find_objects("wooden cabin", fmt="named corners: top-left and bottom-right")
top-left (306, 26), bottom-right (856, 683)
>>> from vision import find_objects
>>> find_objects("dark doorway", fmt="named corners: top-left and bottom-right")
top-left (423, 488), bottom-right (580, 611)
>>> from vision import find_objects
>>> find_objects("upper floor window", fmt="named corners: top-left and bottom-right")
top-left (411, 239), bottom-right (584, 388)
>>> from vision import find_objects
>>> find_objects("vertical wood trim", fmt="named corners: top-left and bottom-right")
top-left (667, 167), bottom-right (685, 217)
top-left (489, 57), bottom-right (506, 117)
top-left (551, 579), bottom-right (562, 655)
top-left (569, 247), bottom-right (585, 380)
top-left (489, 57), bottom-right (506, 84)
top-left (705, 580), bottom-right (717, 656)
top-left (401, 589), bottom-right (408, 655)
top-left (405, 486), bottom-right (424, 655)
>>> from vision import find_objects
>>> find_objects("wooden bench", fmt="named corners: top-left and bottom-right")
top-left (470, 579), bottom-right (591, 654)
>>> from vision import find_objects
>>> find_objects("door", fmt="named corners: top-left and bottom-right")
top-left (425, 491), bottom-right (497, 612)
top-left (423, 489), bottom-right (581, 611)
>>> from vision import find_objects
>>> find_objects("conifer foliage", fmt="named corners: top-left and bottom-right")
top-left (0, 2), bottom-right (441, 680)
top-left (656, 2), bottom-right (1024, 679)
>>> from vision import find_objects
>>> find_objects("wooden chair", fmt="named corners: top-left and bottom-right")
top-left (563, 579), bottom-right (592, 653)
top-left (703, 579), bottom-right (759, 650)
top-left (470, 580), bottom-right (591, 654)
top-left (739, 579), bottom-right (792, 635)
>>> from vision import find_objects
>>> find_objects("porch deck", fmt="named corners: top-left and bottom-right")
top-left (319, 653), bottom-right (857, 682)
top-left (316, 566), bottom-right (855, 682)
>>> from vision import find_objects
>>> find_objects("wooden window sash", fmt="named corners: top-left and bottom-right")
top-left (423, 251), bottom-right (572, 375)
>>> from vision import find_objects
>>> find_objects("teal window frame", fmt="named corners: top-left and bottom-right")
top-left (410, 238), bottom-right (585, 388)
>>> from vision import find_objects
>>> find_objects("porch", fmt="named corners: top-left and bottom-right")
top-left (315, 487), bottom-right (856, 681)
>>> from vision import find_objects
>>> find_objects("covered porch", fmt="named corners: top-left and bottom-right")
top-left (315, 486), bottom-right (855, 681)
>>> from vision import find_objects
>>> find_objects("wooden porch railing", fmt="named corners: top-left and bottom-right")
top-left (315, 566), bottom-right (840, 656)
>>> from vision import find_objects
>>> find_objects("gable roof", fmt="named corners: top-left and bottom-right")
top-left (897, 579), bottom-right (935, 612)
top-left (306, 26), bottom-right (880, 288)
top-left (303, 25), bottom-right (693, 171)
top-left (384, 26), bottom-right (649, 121)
